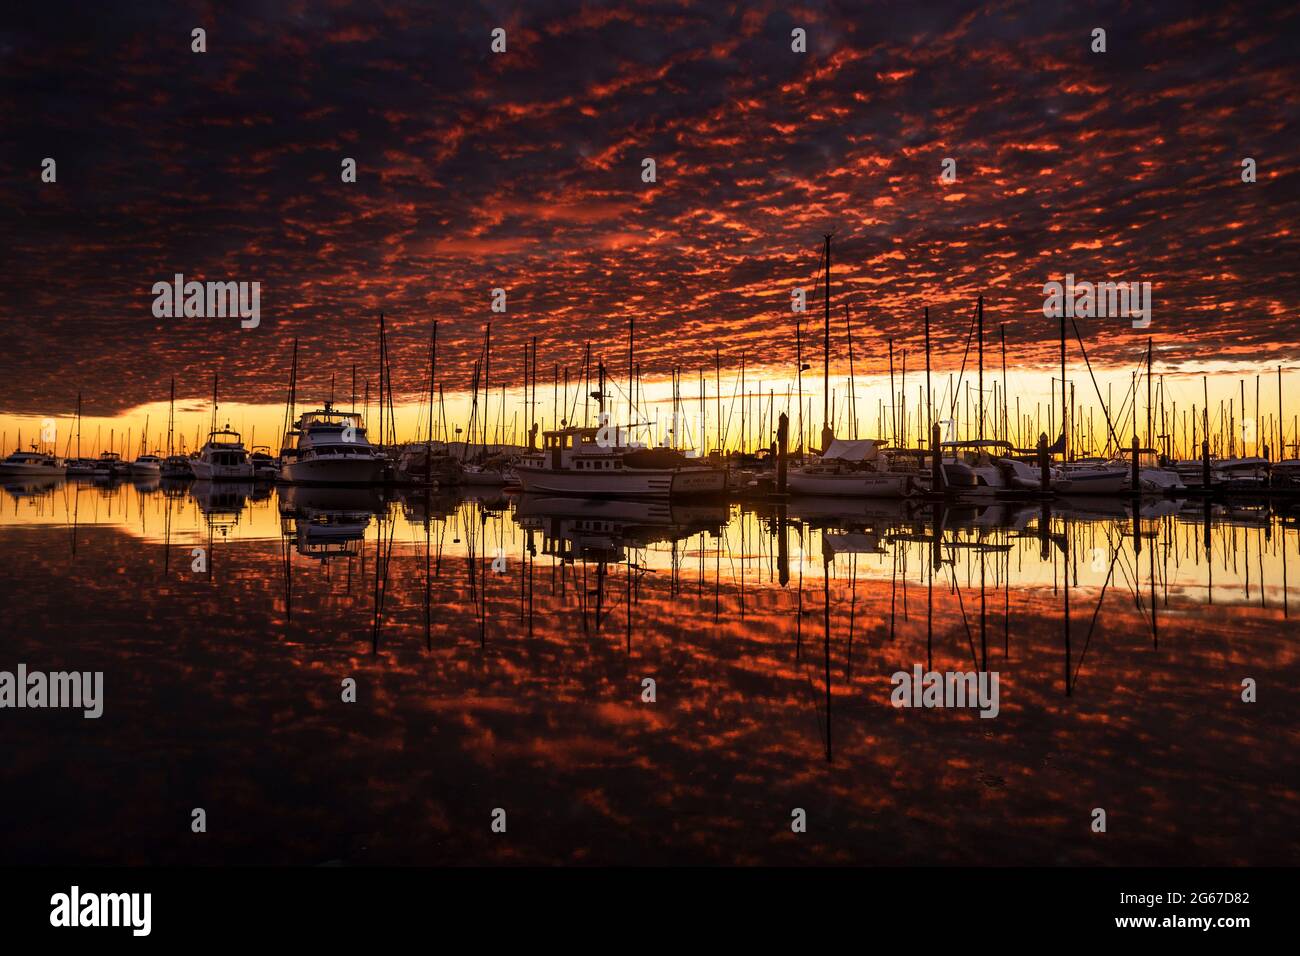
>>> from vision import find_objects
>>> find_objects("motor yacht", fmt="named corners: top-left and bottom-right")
top-left (0, 446), bottom-right (66, 477)
top-left (278, 402), bottom-right (385, 485)
top-left (190, 428), bottom-right (254, 481)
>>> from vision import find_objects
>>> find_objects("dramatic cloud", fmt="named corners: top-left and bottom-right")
top-left (1, 0), bottom-right (1297, 418)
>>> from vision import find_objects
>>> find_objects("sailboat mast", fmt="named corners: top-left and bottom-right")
top-left (977, 295), bottom-right (984, 443)
top-left (1060, 307), bottom-right (1067, 459)
top-left (483, 322), bottom-right (491, 450)
top-left (1000, 324), bottom-right (1007, 444)
top-left (428, 321), bottom-right (438, 446)
top-left (821, 233), bottom-right (832, 450)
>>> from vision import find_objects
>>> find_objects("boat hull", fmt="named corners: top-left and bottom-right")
top-left (279, 456), bottom-right (385, 485)
top-left (786, 471), bottom-right (913, 498)
top-left (514, 466), bottom-right (725, 498)
top-left (1053, 470), bottom-right (1128, 495)
top-left (190, 460), bottom-right (255, 481)
top-left (0, 462), bottom-right (66, 476)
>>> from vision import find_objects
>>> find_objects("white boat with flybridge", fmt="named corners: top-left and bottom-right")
top-left (278, 402), bottom-right (385, 485)
top-left (0, 446), bottom-right (66, 477)
top-left (190, 428), bottom-right (254, 481)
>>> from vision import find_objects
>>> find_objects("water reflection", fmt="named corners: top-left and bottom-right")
top-left (0, 475), bottom-right (1296, 865)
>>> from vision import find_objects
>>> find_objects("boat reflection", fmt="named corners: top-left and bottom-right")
top-left (2, 476), bottom-right (1297, 865)
top-left (279, 485), bottom-right (387, 561)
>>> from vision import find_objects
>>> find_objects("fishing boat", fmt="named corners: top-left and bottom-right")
top-left (0, 446), bottom-right (66, 477)
top-left (278, 402), bottom-right (385, 485)
top-left (190, 428), bottom-right (254, 481)
top-left (515, 425), bottom-right (725, 498)
top-left (787, 439), bottom-right (914, 498)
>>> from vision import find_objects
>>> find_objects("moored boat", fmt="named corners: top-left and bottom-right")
top-left (787, 439), bottom-right (914, 498)
top-left (514, 424), bottom-right (725, 498)
top-left (190, 429), bottom-right (254, 481)
top-left (278, 402), bottom-right (384, 485)
top-left (0, 446), bottom-right (66, 477)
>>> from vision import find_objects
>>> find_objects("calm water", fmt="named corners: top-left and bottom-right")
top-left (1, 475), bottom-right (1296, 865)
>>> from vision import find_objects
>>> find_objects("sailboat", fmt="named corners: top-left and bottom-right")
top-left (788, 438), bottom-right (915, 497)
top-left (787, 234), bottom-right (917, 498)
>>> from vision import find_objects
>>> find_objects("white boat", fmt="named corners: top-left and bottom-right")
top-left (278, 403), bottom-right (385, 485)
top-left (190, 429), bottom-right (254, 481)
top-left (1052, 459), bottom-right (1128, 495)
top-left (1138, 467), bottom-right (1186, 493)
top-left (0, 447), bottom-right (66, 477)
top-left (130, 454), bottom-right (162, 475)
top-left (787, 439), bottom-right (914, 498)
top-left (999, 457), bottom-right (1049, 491)
top-left (1215, 456), bottom-right (1270, 490)
top-left (514, 425), bottom-right (725, 498)
top-left (941, 442), bottom-right (1011, 496)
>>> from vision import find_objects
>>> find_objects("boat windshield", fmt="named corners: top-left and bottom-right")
top-left (299, 409), bottom-right (363, 430)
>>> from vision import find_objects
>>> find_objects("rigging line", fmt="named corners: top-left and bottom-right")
top-left (1071, 316), bottom-right (1125, 452)
top-left (946, 301), bottom-right (979, 421)
top-left (943, 557), bottom-right (981, 670)
top-left (1071, 541), bottom-right (1121, 691)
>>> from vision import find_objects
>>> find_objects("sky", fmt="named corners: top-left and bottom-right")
top-left (1, 0), bottom-right (1298, 455)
